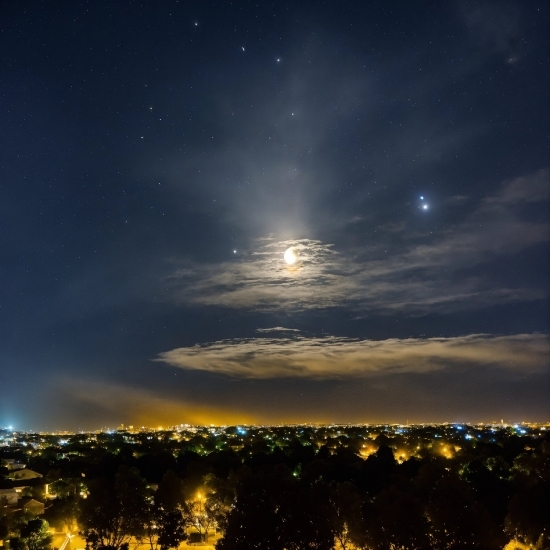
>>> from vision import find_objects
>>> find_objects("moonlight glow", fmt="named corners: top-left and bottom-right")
top-left (284, 247), bottom-right (298, 265)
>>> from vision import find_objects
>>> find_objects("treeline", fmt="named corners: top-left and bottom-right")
top-left (3, 432), bottom-right (550, 549)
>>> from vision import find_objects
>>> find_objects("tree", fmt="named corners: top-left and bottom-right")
top-left (460, 459), bottom-right (511, 530)
top-left (177, 473), bottom-right (232, 543)
top-left (510, 450), bottom-right (550, 486)
top-left (426, 475), bottom-right (499, 550)
top-left (154, 470), bottom-right (185, 511)
top-left (201, 474), bottom-right (235, 536)
top-left (79, 466), bottom-right (148, 550)
top-left (48, 478), bottom-right (82, 499)
top-left (142, 503), bottom-right (187, 550)
top-left (182, 497), bottom-right (216, 543)
top-left (156, 509), bottom-right (187, 550)
top-left (217, 472), bottom-right (334, 550)
top-left (505, 481), bottom-right (550, 549)
top-left (363, 482), bottom-right (431, 550)
top-left (155, 470), bottom-right (225, 544)
top-left (145, 470), bottom-right (187, 550)
top-left (328, 482), bottom-right (365, 550)
top-left (44, 496), bottom-right (79, 534)
top-left (17, 519), bottom-right (53, 550)
top-left (359, 445), bottom-right (397, 495)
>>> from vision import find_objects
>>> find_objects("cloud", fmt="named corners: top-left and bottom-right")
top-left (486, 168), bottom-right (549, 204)
top-left (168, 169), bottom-right (549, 314)
top-left (170, 237), bottom-right (347, 310)
top-left (156, 333), bottom-right (549, 380)
top-left (256, 327), bottom-right (301, 333)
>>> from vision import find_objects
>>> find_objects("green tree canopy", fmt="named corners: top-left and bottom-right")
top-left (17, 519), bottom-right (52, 550)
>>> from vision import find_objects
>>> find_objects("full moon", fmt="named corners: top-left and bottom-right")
top-left (284, 247), bottom-right (298, 265)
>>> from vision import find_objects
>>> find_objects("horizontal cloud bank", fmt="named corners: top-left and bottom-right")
top-left (156, 333), bottom-right (549, 379)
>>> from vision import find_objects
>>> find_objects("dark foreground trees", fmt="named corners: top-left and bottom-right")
top-left (18, 432), bottom-right (542, 550)
top-left (217, 457), bottom-right (507, 550)
top-left (217, 468), bottom-right (334, 550)
top-left (505, 481), bottom-right (550, 549)
top-left (78, 467), bottom-right (189, 550)
top-left (79, 466), bottom-right (149, 550)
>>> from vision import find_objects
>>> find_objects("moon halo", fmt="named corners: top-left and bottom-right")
top-left (284, 247), bottom-right (298, 265)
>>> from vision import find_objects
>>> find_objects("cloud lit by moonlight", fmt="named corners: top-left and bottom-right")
top-left (168, 171), bottom-right (549, 314)
top-left (156, 333), bottom-right (550, 380)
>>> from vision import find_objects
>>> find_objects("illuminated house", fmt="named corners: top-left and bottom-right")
top-left (7, 469), bottom-right (42, 481)
top-left (22, 498), bottom-right (45, 516)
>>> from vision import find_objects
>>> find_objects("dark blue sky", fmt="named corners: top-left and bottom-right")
top-left (1, 0), bottom-right (548, 430)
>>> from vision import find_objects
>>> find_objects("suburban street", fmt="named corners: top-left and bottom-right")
top-left (51, 532), bottom-right (219, 550)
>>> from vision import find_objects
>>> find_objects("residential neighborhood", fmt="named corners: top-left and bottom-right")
top-left (1, 423), bottom-right (548, 549)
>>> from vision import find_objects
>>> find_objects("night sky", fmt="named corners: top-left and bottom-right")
top-left (1, 1), bottom-right (549, 431)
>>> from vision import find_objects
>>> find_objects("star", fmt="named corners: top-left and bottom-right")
top-left (233, 250), bottom-right (237, 254)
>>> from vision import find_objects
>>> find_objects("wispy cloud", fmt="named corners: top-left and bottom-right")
top-left (170, 238), bottom-right (347, 310)
top-left (256, 327), bottom-right (301, 333)
top-left (156, 333), bottom-right (549, 380)
top-left (486, 168), bottom-right (549, 204)
top-left (168, 169), bottom-right (549, 314)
